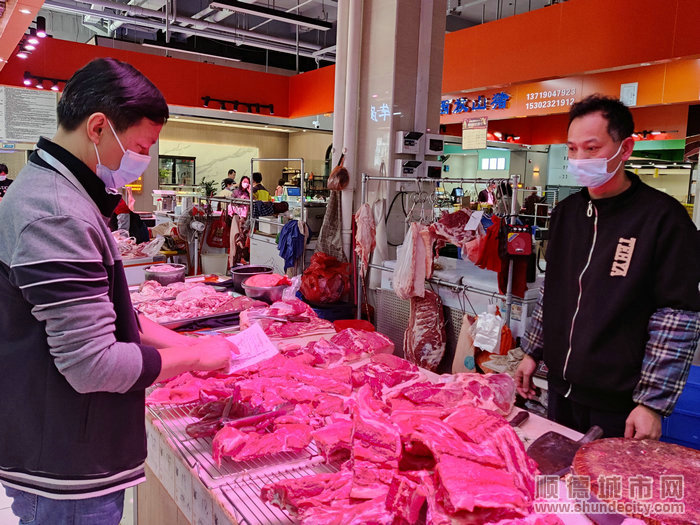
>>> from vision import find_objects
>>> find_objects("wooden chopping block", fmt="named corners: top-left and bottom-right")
top-left (571, 438), bottom-right (700, 525)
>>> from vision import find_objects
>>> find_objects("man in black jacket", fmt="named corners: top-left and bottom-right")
top-left (515, 95), bottom-right (700, 439)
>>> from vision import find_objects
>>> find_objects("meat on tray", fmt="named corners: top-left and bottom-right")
top-left (212, 423), bottom-right (312, 465)
top-left (260, 469), bottom-right (353, 516)
top-left (404, 290), bottom-right (446, 372)
top-left (239, 298), bottom-right (335, 338)
top-left (133, 280), bottom-right (265, 323)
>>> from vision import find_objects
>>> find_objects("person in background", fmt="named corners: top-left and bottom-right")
top-left (109, 197), bottom-right (150, 244)
top-left (227, 168), bottom-right (236, 185)
top-left (0, 57), bottom-right (233, 524)
top-left (275, 178), bottom-right (285, 197)
top-left (0, 163), bottom-right (12, 199)
top-left (233, 175), bottom-right (251, 199)
top-left (478, 180), bottom-right (497, 204)
top-left (252, 171), bottom-right (267, 193)
top-left (515, 94), bottom-right (700, 440)
top-left (218, 176), bottom-right (236, 198)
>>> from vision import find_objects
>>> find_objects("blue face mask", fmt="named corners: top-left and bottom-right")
top-left (93, 120), bottom-right (152, 189)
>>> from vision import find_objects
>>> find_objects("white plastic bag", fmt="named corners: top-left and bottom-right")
top-left (472, 304), bottom-right (503, 353)
top-left (282, 275), bottom-right (302, 302)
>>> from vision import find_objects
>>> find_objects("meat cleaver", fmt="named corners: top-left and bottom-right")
top-left (527, 425), bottom-right (603, 476)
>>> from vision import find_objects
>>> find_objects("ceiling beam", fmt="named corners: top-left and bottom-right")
top-left (208, 0), bottom-right (332, 31)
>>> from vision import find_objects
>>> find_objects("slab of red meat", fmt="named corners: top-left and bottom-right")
top-left (352, 353), bottom-right (422, 394)
top-left (294, 338), bottom-right (346, 368)
top-left (212, 426), bottom-right (247, 466)
top-left (391, 412), bottom-right (505, 469)
top-left (311, 393), bottom-right (346, 417)
top-left (436, 454), bottom-right (529, 515)
top-left (444, 406), bottom-right (538, 498)
top-left (354, 203), bottom-right (376, 277)
top-left (297, 495), bottom-right (395, 525)
top-left (386, 373), bottom-right (516, 416)
top-left (429, 209), bottom-right (483, 254)
top-left (403, 290), bottom-right (446, 372)
top-left (146, 374), bottom-right (227, 405)
top-left (350, 386), bottom-right (402, 499)
top-left (260, 469), bottom-right (353, 515)
top-left (257, 357), bottom-right (353, 396)
top-left (239, 299), bottom-right (335, 338)
top-left (214, 424), bottom-right (313, 464)
top-left (312, 416), bottom-right (353, 461)
top-left (384, 473), bottom-right (426, 524)
top-left (330, 328), bottom-right (395, 359)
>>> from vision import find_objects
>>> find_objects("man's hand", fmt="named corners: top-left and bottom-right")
top-left (190, 336), bottom-right (235, 372)
top-left (624, 405), bottom-right (662, 439)
top-left (515, 355), bottom-right (538, 399)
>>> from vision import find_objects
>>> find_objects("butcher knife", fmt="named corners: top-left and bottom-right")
top-left (526, 425), bottom-right (603, 476)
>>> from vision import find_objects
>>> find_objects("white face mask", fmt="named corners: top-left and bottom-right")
top-left (567, 142), bottom-right (624, 188)
top-left (93, 120), bottom-right (152, 189)
top-left (0, 175), bottom-right (6, 181)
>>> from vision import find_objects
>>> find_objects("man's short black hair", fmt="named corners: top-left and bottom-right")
top-left (252, 172), bottom-right (263, 183)
top-left (57, 58), bottom-right (169, 132)
top-left (221, 177), bottom-right (235, 190)
top-left (228, 169), bottom-right (236, 176)
top-left (0, 163), bottom-right (7, 175)
top-left (278, 178), bottom-right (285, 186)
top-left (568, 94), bottom-right (634, 142)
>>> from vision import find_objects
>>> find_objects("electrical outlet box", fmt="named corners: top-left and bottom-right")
top-left (394, 159), bottom-right (422, 177)
top-left (395, 131), bottom-right (424, 154)
top-left (424, 134), bottom-right (445, 155)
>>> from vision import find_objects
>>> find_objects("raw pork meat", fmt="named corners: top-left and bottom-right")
top-left (437, 454), bottom-right (529, 515)
top-left (261, 469), bottom-right (353, 515)
top-left (239, 299), bottom-right (335, 338)
top-left (384, 473), bottom-right (427, 524)
top-left (403, 290), bottom-right (446, 371)
top-left (445, 406), bottom-right (538, 497)
top-left (311, 416), bottom-right (353, 461)
top-left (291, 338), bottom-right (346, 368)
top-left (146, 374), bottom-right (227, 405)
top-left (430, 209), bottom-right (485, 256)
top-left (386, 372), bottom-right (516, 416)
top-left (354, 203), bottom-right (376, 277)
top-left (351, 353), bottom-right (421, 394)
top-left (329, 328), bottom-right (394, 359)
top-left (244, 273), bottom-right (290, 287)
top-left (212, 424), bottom-right (312, 464)
top-left (298, 495), bottom-right (394, 525)
top-left (392, 222), bottom-right (434, 300)
top-left (350, 386), bottom-right (402, 499)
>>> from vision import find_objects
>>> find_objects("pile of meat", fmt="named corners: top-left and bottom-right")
top-left (112, 230), bottom-right (164, 259)
top-left (133, 281), bottom-right (265, 323)
top-left (430, 209), bottom-right (486, 264)
top-left (238, 298), bottom-right (336, 339)
top-left (147, 338), bottom-right (559, 524)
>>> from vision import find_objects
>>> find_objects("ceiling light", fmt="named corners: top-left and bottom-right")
top-left (35, 80), bottom-right (44, 89)
top-left (493, 131), bottom-right (503, 139)
top-left (27, 29), bottom-right (40, 45)
top-left (202, 96), bottom-right (210, 108)
top-left (23, 72), bottom-right (32, 86)
top-left (17, 50), bottom-right (30, 59)
top-left (51, 82), bottom-right (60, 92)
top-left (650, 131), bottom-right (662, 135)
top-left (36, 16), bottom-right (47, 38)
top-left (23, 43), bottom-right (36, 51)
top-left (19, 8), bottom-right (31, 14)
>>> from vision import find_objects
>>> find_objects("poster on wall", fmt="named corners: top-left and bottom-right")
top-left (462, 117), bottom-right (488, 150)
top-left (0, 86), bottom-right (58, 143)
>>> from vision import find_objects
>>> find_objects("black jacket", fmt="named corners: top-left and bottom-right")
top-left (542, 172), bottom-right (700, 411)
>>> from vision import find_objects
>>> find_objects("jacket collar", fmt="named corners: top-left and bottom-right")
top-left (32, 137), bottom-right (122, 217)
top-left (581, 171), bottom-right (641, 209)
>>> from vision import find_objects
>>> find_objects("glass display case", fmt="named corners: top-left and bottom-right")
top-left (159, 156), bottom-right (196, 188)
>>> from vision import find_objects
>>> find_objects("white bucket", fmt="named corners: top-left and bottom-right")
top-left (200, 253), bottom-right (228, 275)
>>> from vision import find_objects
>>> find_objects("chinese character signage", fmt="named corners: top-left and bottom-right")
top-left (442, 92), bottom-right (511, 116)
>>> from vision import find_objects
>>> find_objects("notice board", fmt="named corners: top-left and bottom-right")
top-left (0, 86), bottom-right (58, 143)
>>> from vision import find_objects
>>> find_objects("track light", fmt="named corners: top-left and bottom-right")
top-left (17, 50), bottom-right (30, 59)
top-left (36, 16), bottom-right (47, 38)
top-left (22, 71), bottom-right (67, 91)
top-left (27, 29), bottom-right (40, 46)
top-left (23, 43), bottom-right (36, 51)
top-left (202, 96), bottom-right (211, 108)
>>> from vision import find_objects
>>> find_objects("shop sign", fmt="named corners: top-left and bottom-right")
top-left (523, 87), bottom-right (577, 111)
top-left (125, 175), bottom-right (143, 194)
top-left (1, 143), bottom-right (15, 149)
top-left (441, 91), bottom-right (511, 115)
top-left (370, 103), bottom-right (392, 122)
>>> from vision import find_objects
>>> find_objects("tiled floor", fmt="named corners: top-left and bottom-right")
top-left (0, 486), bottom-right (135, 525)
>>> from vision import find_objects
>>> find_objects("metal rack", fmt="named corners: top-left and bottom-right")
top-left (221, 462), bottom-right (340, 525)
top-left (147, 403), bottom-right (321, 489)
top-left (358, 173), bottom-right (521, 326)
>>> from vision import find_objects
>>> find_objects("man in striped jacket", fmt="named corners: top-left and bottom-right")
top-left (0, 58), bottom-right (233, 524)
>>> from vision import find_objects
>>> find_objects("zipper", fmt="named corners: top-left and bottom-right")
top-left (562, 200), bottom-right (597, 397)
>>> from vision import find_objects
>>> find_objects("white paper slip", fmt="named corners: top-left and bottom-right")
top-left (224, 322), bottom-right (279, 374)
top-left (464, 210), bottom-right (483, 231)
